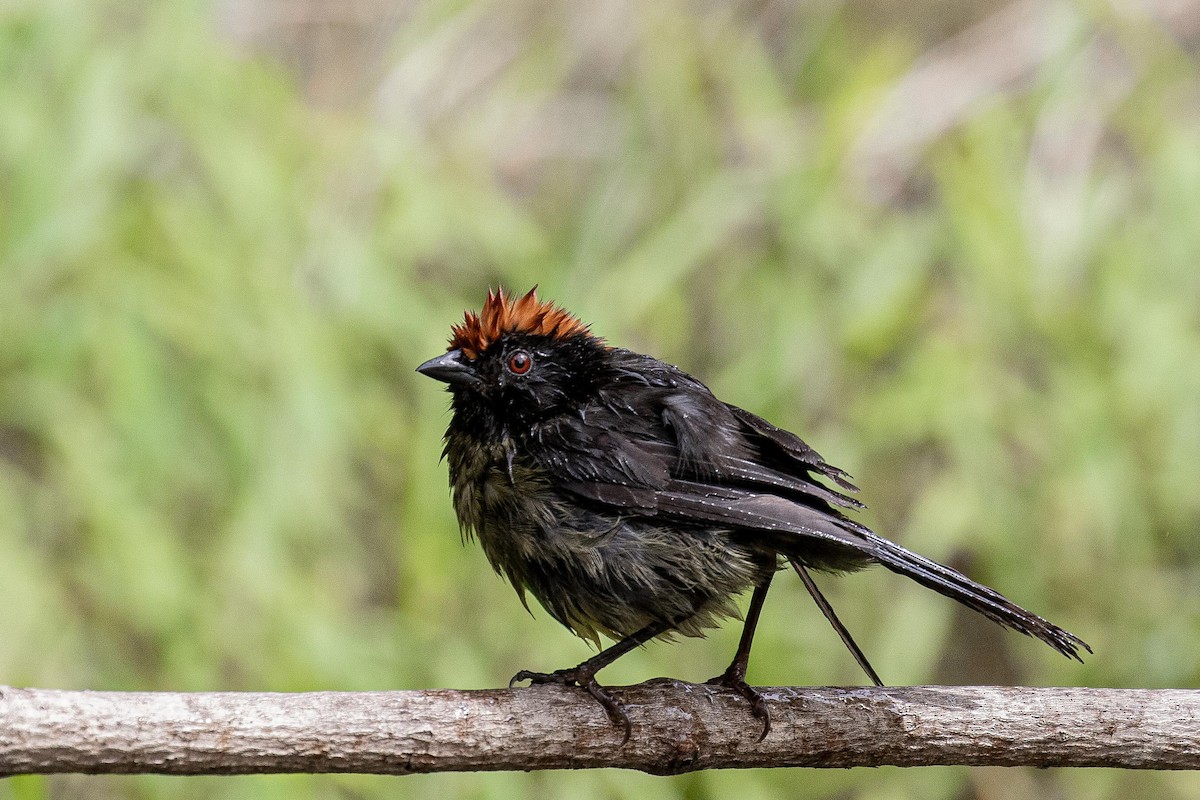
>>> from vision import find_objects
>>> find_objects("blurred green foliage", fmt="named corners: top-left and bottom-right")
top-left (1, 0), bottom-right (1199, 798)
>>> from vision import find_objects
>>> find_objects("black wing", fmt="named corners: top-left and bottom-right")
top-left (528, 350), bottom-right (1090, 661)
top-left (533, 352), bottom-right (872, 558)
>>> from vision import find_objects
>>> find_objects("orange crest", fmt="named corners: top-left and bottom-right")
top-left (449, 287), bottom-right (595, 359)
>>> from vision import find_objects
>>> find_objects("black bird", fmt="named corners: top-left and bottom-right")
top-left (418, 287), bottom-right (1089, 741)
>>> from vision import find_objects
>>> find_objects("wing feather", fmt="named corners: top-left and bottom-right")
top-left (525, 364), bottom-right (1089, 661)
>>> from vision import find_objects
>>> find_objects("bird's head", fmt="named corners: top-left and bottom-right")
top-left (417, 288), bottom-right (608, 431)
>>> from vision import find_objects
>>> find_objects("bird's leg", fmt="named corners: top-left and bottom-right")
top-left (707, 570), bottom-right (774, 740)
top-left (511, 619), bottom-right (672, 743)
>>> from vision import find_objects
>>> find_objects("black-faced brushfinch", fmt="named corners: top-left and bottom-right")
top-left (418, 287), bottom-right (1089, 741)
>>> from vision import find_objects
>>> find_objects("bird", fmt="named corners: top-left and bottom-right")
top-left (417, 287), bottom-right (1089, 741)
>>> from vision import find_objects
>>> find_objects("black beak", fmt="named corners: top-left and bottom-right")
top-left (417, 349), bottom-right (478, 386)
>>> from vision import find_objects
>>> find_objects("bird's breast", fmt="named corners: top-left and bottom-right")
top-left (444, 431), bottom-right (555, 554)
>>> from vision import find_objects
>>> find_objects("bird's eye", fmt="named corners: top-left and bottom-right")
top-left (507, 350), bottom-right (532, 375)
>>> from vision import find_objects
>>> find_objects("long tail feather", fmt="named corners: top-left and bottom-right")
top-left (859, 533), bottom-right (1091, 661)
top-left (789, 557), bottom-right (884, 686)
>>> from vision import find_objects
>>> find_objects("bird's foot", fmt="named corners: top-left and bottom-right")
top-left (706, 667), bottom-right (771, 741)
top-left (511, 666), bottom-right (632, 743)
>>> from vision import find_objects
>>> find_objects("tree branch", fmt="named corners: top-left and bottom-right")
top-left (1, 683), bottom-right (1197, 775)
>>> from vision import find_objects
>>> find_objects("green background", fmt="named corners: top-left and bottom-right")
top-left (2, 0), bottom-right (1198, 797)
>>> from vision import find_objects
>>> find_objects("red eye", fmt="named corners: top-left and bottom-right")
top-left (507, 350), bottom-right (532, 375)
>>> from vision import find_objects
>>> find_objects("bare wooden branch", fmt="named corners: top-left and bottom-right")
top-left (1, 683), bottom-right (1197, 775)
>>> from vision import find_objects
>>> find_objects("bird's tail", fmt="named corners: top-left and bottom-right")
top-left (859, 532), bottom-right (1091, 661)
top-left (789, 557), bottom-right (884, 686)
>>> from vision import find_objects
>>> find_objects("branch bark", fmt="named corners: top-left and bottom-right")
top-left (1, 683), bottom-right (1197, 775)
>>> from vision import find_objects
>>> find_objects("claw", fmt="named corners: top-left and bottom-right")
top-left (509, 666), bottom-right (632, 743)
top-left (707, 670), bottom-right (772, 740)
top-left (510, 668), bottom-right (570, 687)
top-left (509, 669), bottom-right (540, 687)
top-left (579, 677), bottom-right (632, 744)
